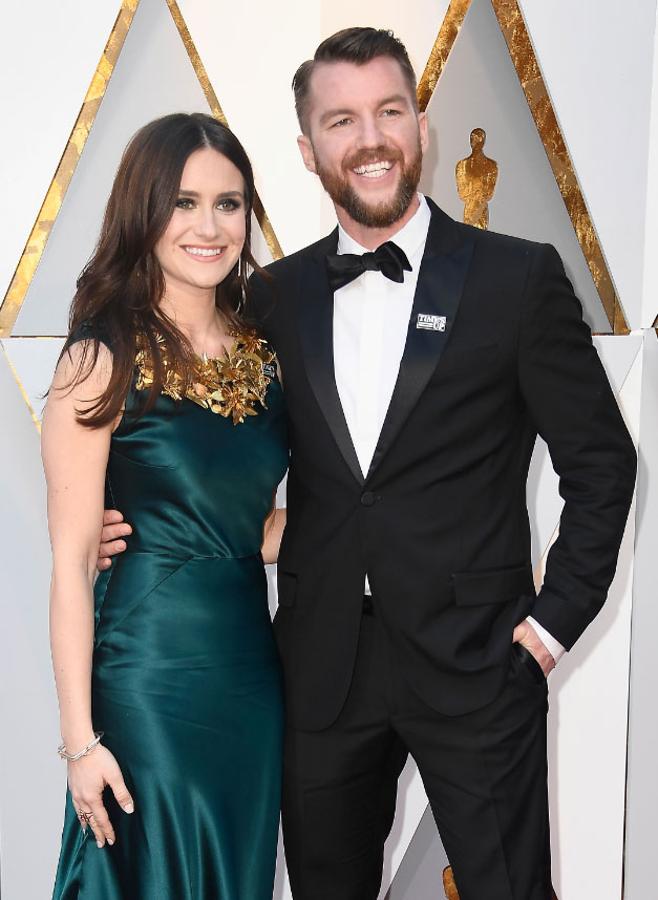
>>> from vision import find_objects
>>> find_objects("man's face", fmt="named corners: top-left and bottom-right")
top-left (298, 56), bottom-right (428, 229)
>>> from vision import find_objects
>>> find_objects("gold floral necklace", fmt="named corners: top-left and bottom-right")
top-left (134, 331), bottom-right (276, 425)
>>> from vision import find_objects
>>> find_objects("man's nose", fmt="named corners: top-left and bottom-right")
top-left (355, 115), bottom-right (385, 150)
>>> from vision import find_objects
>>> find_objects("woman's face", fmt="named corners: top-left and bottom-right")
top-left (155, 147), bottom-right (247, 296)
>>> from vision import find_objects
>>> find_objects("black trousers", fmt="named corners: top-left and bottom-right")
top-left (282, 605), bottom-right (552, 900)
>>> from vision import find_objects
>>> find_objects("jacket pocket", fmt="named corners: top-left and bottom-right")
top-left (452, 564), bottom-right (533, 607)
top-left (511, 641), bottom-right (546, 685)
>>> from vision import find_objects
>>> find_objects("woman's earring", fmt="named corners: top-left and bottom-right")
top-left (237, 256), bottom-right (246, 314)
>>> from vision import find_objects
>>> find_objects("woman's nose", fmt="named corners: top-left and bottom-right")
top-left (193, 207), bottom-right (219, 240)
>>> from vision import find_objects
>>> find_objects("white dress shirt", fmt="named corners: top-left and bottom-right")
top-left (332, 194), bottom-right (564, 663)
top-left (333, 195), bottom-right (431, 477)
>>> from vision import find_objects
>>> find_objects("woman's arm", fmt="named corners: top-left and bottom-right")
top-left (42, 342), bottom-right (133, 847)
top-left (262, 507), bottom-right (287, 565)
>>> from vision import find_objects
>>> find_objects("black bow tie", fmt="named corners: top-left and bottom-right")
top-left (325, 241), bottom-right (412, 292)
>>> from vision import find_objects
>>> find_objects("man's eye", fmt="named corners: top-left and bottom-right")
top-left (382, 108), bottom-right (401, 117)
top-left (175, 197), bottom-right (195, 209)
top-left (331, 118), bottom-right (351, 128)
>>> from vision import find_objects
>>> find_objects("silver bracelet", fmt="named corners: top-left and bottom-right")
top-left (57, 731), bottom-right (104, 761)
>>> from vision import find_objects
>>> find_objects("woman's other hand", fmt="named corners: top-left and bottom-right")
top-left (68, 744), bottom-right (134, 848)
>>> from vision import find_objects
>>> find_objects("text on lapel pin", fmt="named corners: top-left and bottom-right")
top-left (416, 314), bottom-right (447, 332)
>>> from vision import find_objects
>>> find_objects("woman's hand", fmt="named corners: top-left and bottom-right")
top-left (68, 744), bottom-right (134, 847)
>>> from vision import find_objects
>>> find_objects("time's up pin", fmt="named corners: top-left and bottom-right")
top-left (416, 314), bottom-right (447, 332)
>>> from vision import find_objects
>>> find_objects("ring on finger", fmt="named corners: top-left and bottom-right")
top-left (77, 810), bottom-right (94, 824)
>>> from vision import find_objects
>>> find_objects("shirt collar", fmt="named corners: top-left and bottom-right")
top-left (337, 193), bottom-right (431, 263)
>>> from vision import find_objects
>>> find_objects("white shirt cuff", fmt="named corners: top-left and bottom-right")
top-left (526, 616), bottom-right (566, 664)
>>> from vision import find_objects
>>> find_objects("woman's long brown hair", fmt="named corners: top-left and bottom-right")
top-left (63, 112), bottom-right (266, 427)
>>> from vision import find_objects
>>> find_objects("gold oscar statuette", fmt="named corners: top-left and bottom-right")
top-left (455, 128), bottom-right (499, 230)
top-left (442, 864), bottom-right (560, 898)
top-left (443, 865), bottom-right (460, 899)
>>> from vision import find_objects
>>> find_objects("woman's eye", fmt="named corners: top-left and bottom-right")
top-left (175, 197), bottom-right (195, 209)
top-left (217, 199), bottom-right (241, 212)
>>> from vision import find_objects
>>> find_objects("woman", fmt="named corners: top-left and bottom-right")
top-left (42, 113), bottom-right (288, 899)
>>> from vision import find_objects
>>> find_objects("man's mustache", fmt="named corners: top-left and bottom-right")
top-left (343, 146), bottom-right (403, 170)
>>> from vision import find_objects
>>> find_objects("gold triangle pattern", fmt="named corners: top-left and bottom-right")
top-left (0, 342), bottom-right (41, 430)
top-left (0, 0), bottom-right (284, 340)
top-left (165, 0), bottom-right (283, 261)
top-left (417, 0), bottom-right (629, 335)
top-left (0, 0), bottom-right (139, 338)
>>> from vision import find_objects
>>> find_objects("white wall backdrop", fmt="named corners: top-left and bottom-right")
top-left (1, 2), bottom-right (656, 899)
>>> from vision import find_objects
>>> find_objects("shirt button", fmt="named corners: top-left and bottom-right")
top-left (361, 492), bottom-right (376, 507)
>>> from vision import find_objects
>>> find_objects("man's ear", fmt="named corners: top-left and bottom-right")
top-left (297, 134), bottom-right (318, 174)
top-left (418, 111), bottom-right (429, 156)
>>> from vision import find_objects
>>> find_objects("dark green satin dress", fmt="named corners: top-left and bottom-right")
top-left (53, 337), bottom-right (288, 900)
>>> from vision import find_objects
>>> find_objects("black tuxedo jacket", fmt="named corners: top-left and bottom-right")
top-left (250, 198), bottom-right (636, 731)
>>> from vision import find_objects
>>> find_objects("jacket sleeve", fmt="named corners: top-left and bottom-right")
top-left (245, 271), bottom-right (272, 339)
top-left (518, 243), bottom-right (637, 649)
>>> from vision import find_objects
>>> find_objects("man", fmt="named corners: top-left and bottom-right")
top-left (99, 28), bottom-right (636, 899)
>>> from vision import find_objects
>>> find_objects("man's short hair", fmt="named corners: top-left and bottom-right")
top-left (292, 27), bottom-right (418, 134)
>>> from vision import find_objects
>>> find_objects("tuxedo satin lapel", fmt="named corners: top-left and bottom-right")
top-left (299, 234), bottom-right (364, 486)
top-left (366, 226), bottom-right (476, 482)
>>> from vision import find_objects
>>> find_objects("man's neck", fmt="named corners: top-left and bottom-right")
top-left (335, 194), bottom-right (421, 250)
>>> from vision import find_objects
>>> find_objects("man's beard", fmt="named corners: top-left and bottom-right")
top-left (315, 141), bottom-right (423, 229)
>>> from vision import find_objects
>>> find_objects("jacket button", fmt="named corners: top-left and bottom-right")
top-left (361, 492), bottom-right (376, 507)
